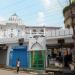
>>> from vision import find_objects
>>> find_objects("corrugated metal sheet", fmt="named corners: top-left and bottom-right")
top-left (9, 45), bottom-right (28, 68)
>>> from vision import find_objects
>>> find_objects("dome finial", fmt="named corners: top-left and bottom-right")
top-left (12, 13), bottom-right (18, 16)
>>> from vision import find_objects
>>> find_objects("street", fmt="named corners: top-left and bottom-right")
top-left (0, 69), bottom-right (32, 75)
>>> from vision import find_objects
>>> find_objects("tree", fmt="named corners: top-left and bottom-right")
top-left (72, 0), bottom-right (75, 3)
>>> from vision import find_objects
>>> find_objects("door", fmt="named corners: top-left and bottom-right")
top-left (31, 50), bottom-right (45, 69)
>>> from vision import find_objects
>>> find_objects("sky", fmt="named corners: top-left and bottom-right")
top-left (0, 0), bottom-right (70, 27)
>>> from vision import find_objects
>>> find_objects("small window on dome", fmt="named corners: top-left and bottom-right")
top-left (11, 29), bottom-right (13, 30)
top-left (9, 18), bottom-right (10, 21)
top-left (9, 18), bottom-right (12, 21)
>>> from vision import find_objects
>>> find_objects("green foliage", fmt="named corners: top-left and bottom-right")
top-left (72, 0), bottom-right (75, 3)
top-left (63, 0), bottom-right (75, 14)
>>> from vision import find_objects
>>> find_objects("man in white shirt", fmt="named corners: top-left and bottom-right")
top-left (16, 59), bottom-right (20, 73)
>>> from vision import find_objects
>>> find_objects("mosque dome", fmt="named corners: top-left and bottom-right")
top-left (8, 13), bottom-right (24, 25)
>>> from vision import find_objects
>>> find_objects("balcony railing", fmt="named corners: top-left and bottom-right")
top-left (0, 28), bottom-right (73, 43)
top-left (46, 28), bottom-right (73, 39)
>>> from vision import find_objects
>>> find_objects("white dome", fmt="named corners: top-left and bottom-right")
top-left (8, 13), bottom-right (24, 25)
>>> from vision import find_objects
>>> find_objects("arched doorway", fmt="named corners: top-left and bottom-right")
top-left (30, 42), bottom-right (45, 69)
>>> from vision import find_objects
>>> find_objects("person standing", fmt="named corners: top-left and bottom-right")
top-left (16, 59), bottom-right (20, 73)
top-left (64, 50), bottom-right (69, 67)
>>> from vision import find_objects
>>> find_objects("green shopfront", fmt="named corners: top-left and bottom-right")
top-left (31, 50), bottom-right (45, 69)
top-left (29, 37), bottom-right (46, 70)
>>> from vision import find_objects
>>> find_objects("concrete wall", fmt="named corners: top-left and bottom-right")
top-left (46, 37), bottom-right (73, 46)
top-left (46, 39), bottom-right (57, 45)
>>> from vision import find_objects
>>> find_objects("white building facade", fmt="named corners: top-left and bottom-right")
top-left (0, 14), bottom-right (74, 69)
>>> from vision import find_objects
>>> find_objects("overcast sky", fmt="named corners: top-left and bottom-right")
top-left (0, 0), bottom-right (70, 27)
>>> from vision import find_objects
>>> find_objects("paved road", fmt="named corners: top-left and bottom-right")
top-left (0, 69), bottom-right (32, 75)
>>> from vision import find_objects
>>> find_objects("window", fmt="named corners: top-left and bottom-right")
top-left (11, 29), bottom-right (13, 30)
top-left (33, 29), bottom-right (36, 32)
top-left (67, 25), bottom-right (70, 29)
top-left (1, 26), bottom-right (2, 29)
top-left (18, 38), bottom-right (24, 45)
top-left (40, 29), bottom-right (44, 32)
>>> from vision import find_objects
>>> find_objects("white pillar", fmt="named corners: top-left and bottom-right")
top-left (30, 29), bottom-right (32, 37)
top-left (44, 27), bottom-right (45, 36)
top-left (4, 30), bottom-right (6, 37)
top-left (6, 44), bottom-right (13, 67)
